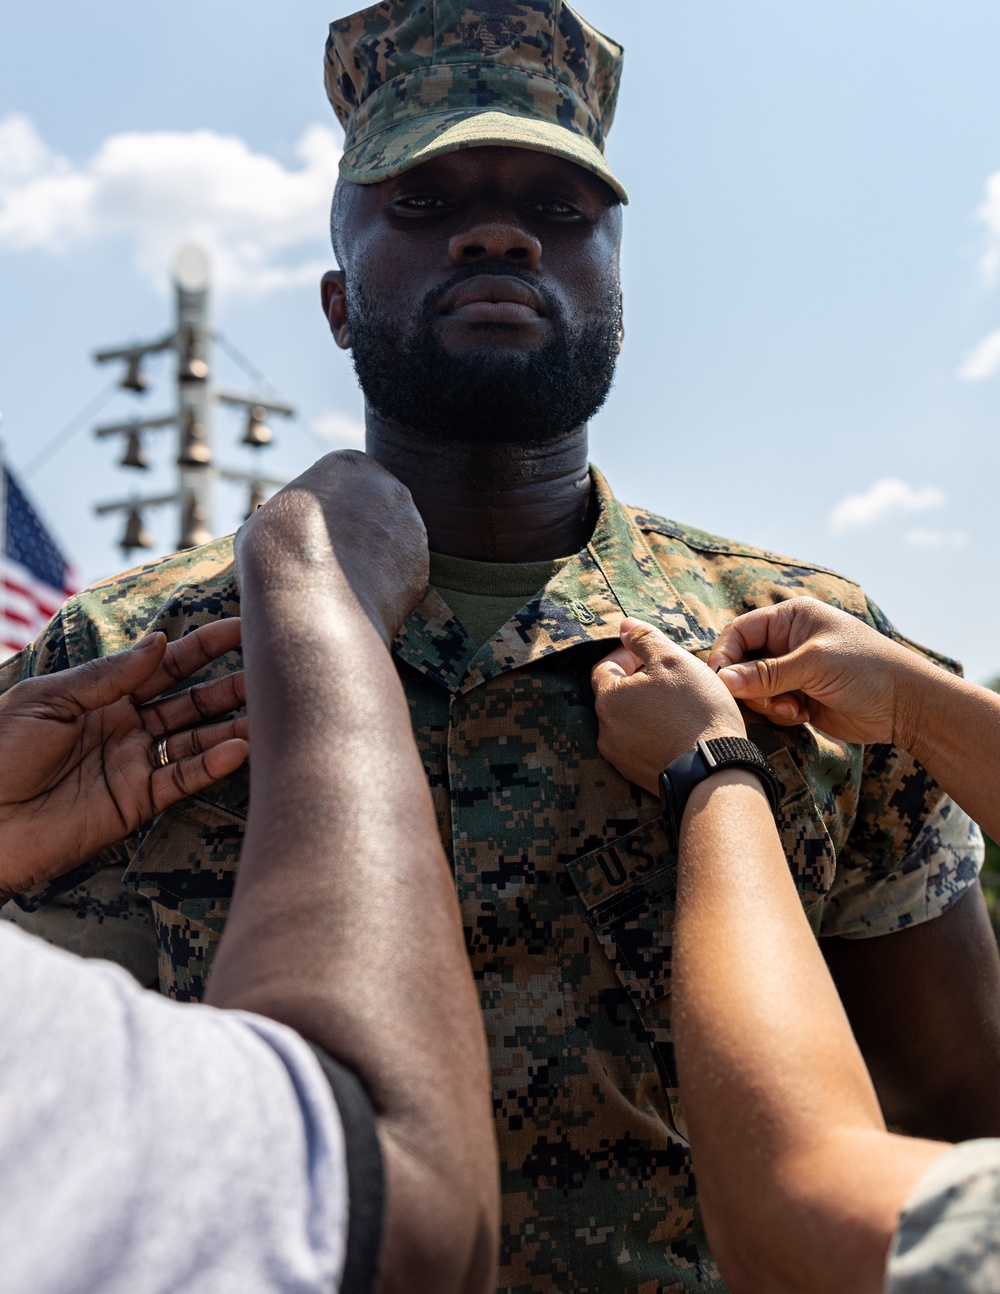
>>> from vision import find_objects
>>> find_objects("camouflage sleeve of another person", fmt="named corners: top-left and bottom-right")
top-left (0, 623), bottom-right (157, 987)
top-left (820, 597), bottom-right (984, 940)
top-left (885, 1139), bottom-right (1000, 1293)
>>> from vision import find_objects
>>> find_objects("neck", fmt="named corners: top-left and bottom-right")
top-left (366, 413), bottom-right (593, 562)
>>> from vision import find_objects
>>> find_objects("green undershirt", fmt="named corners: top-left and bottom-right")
top-left (429, 551), bottom-right (572, 646)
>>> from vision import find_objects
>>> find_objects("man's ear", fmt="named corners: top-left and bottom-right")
top-left (321, 270), bottom-right (352, 350)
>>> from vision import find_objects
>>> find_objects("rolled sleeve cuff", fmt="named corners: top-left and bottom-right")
top-left (886, 1139), bottom-right (1000, 1293)
top-left (822, 798), bottom-right (984, 940)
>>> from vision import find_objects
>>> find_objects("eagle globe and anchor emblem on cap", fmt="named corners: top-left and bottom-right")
top-left (463, 0), bottom-right (528, 53)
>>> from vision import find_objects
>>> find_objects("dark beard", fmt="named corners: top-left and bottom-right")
top-left (347, 267), bottom-right (621, 445)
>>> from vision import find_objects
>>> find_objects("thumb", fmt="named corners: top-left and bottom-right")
top-left (40, 634), bottom-right (167, 715)
top-left (591, 644), bottom-right (641, 693)
top-left (619, 617), bottom-right (679, 669)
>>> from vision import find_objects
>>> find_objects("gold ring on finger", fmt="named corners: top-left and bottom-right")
top-left (153, 737), bottom-right (170, 769)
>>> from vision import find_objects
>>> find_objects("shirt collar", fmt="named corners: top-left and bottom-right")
top-left (393, 466), bottom-right (715, 694)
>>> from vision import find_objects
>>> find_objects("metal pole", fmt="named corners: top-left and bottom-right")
top-left (94, 244), bottom-right (291, 555)
top-left (173, 246), bottom-right (214, 549)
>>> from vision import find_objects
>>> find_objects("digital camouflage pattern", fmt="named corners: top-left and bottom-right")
top-left (0, 467), bottom-right (983, 1293)
top-left (886, 1139), bottom-right (1000, 1293)
top-left (325, 0), bottom-right (629, 202)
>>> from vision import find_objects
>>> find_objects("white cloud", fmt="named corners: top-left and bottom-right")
top-left (978, 170), bottom-right (1000, 286)
top-left (311, 411), bottom-right (366, 447)
top-left (905, 528), bottom-right (970, 548)
top-left (0, 113), bottom-right (341, 295)
top-left (959, 328), bottom-right (1000, 381)
top-left (0, 113), bottom-right (56, 179)
top-left (829, 478), bottom-right (945, 535)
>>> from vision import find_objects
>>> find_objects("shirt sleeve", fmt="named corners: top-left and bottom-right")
top-left (0, 921), bottom-right (382, 1294)
top-left (821, 756), bottom-right (984, 939)
top-left (0, 860), bottom-right (159, 985)
top-left (885, 1139), bottom-right (1000, 1293)
top-left (820, 600), bottom-right (984, 940)
top-left (306, 1045), bottom-right (385, 1294)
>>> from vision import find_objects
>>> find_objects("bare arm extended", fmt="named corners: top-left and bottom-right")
top-left (591, 618), bottom-right (949, 1294)
top-left (204, 452), bottom-right (498, 1294)
top-left (672, 769), bottom-right (946, 1294)
top-left (712, 597), bottom-right (1000, 1143)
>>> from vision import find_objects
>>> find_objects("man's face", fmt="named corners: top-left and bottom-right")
top-left (323, 147), bottom-right (623, 445)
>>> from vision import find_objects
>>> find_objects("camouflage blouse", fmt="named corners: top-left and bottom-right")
top-left (0, 466), bottom-right (982, 1293)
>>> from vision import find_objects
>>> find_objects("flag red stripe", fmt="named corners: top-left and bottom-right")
top-left (2, 597), bottom-right (59, 625)
top-left (2, 608), bottom-right (35, 631)
top-left (2, 577), bottom-right (62, 619)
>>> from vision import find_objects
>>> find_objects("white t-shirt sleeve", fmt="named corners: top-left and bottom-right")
top-left (0, 922), bottom-right (383, 1294)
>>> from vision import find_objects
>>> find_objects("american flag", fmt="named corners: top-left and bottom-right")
top-left (1, 461), bottom-right (80, 660)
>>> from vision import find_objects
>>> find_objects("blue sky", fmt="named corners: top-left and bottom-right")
top-left (2, 1), bottom-right (999, 679)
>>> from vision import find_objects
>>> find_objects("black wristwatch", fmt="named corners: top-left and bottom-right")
top-left (659, 736), bottom-right (784, 852)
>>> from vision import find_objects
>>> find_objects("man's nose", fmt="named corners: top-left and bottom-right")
top-left (448, 222), bottom-right (542, 270)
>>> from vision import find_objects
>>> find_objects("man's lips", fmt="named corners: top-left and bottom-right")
top-left (438, 275), bottom-right (547, 324)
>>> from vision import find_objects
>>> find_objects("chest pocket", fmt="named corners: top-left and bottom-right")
top-left (567, 816), bottom-right (677, 1011)
top-left (566, 749), bottom-right (837, 1136)
top-left (122, 794), bottom-right (246, 1001)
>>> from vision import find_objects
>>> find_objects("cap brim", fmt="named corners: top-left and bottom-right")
top-left (340, 109), bottom-right (629, 204)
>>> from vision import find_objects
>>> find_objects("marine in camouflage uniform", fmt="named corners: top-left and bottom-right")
top-left (0, 468), bottom-right (982, 1292)
top-left (1, 4), bottom-right (990, 1292)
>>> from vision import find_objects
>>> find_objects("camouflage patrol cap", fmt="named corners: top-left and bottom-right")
top-left (324, 0), bottom-right (628, 203)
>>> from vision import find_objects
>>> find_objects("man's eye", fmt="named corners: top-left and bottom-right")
top-left (531, 200), bottom-right (582, 219)
top-left (397, 195), bottom-right (448, 210)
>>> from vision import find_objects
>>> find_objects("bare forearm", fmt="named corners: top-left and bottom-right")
top-left (674, 772), bottom-right (942, 1293)
top-left (589, 616), bottom-right (955, 1290)
top-left (208, 607), bottom-right (469, 1076)
top-left (899, 660), bottom-right (1000, 842)
top-left (207, 551), bottom-right (496, 1291)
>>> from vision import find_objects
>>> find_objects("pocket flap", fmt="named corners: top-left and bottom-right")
top-left (566, 749), bottom-right (837, 1010)
top-left (567, 816), bottom-right (676, 1009)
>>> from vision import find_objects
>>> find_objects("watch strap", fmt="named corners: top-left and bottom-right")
top-left (659, 736), bottom-right (784, 851)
